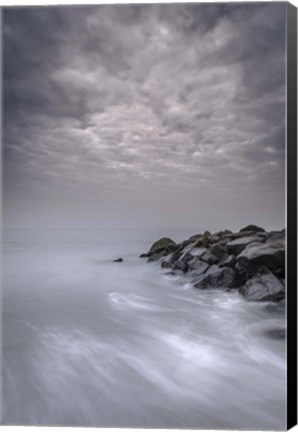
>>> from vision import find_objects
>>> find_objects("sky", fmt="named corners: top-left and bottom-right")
top-left (2, 2), bottom-right (286, 231)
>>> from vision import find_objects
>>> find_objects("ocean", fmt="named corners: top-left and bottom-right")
top-left (2, 228), bottom-right (286, 429)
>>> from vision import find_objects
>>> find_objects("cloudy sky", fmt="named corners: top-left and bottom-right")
top-left (3, 3), bottom-right (286, 230)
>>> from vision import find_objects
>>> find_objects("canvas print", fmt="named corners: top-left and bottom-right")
top-left (2, 2), bottom-right (287, 429)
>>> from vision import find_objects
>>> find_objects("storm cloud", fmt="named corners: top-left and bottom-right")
top-left (3, 3), bottom-right (286, 230)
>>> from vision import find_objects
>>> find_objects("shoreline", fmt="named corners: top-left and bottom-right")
top-left (140, 224), bottom-right (285, 303)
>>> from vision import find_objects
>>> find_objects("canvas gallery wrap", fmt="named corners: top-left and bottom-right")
top-left (1, 1), bottom-right (297, 430)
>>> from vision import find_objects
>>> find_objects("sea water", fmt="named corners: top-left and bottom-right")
top-left (2, 228), bottom-right (286, 429)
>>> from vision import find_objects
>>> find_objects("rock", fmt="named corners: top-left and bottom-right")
top-left (148, 237), bottom-right (177, 257)
top-left (173, 258), bottom-right (189, 273)
top-left (209, 243), bottom-right (227, 260)
top-left (239, 267), bottom-right (285, 302)
top-left (208, 235), bottom-right (221, 244)
top-left (217, 229), bottom-right (233, 236)
top-left (194, 267), bottom-right (236, 290)
top-left (217, 237), bottom-right (233, 246)
top-left (239, 224), bottom-right (266, 233)
top-left (267, 230), bottom-right (285, 242)
top-left (161, 253), bottom-right (173, 268)
top-left (113, 258), bottom-right (123, 263)
top-left (227, 236), bottom-right (265, 256)
top-left (179, 243), bottom-right (202, 260)
top-left (188, 247), bottom-right (207, 257)
top-left (201, 250), bottom-right (219, 265)
top-left (161, 260), bottom-right (172, 269)
top-left (139, 253), bottom-right (149, 258)
top-left (188, 258), bottom-right (209, 274)
top-left (193, 236), bottom-right (209, 248)
top-left (147, 251), bottom-right (165, 262)
top-left (237, 239), bottom-right (285, 278)
top-left (218, 254), bottom-right (236, 268)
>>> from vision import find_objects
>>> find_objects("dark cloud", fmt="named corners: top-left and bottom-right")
top-left (3, 3), bottom-right (286, 229)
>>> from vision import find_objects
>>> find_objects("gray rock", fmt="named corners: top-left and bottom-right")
top-left (227, 236), bottom-right (265, 256)
top-left (113, 258), bottom-right (123, 263)
top-left (201, 250), bottom-right (219, 265)
top-left (160, 252), bottom-right (174, 267)
top-left (139, 253), bottom-right (149, 258)
top-left (239, 224), bottom-right (266, 233)
top-left (188, 247), bottom-right (207, 257)
top-left (267, 230), bottom-right (285, 242)
top-left (209, 243), bottom-right (227, 260)
top-left (172, 258), bottom-right (189, 273)
top-left (239, 267), bottom-right (285, 302)
top-left (218, 254), bottom-right (236, 268)
top-left (188, 258), bottom-right (209, 274)
top-left (237, 240), bottom-right (285, 277)
top-left (194, 267), bottom-right (236, 290)
top-left (147, 251), bottom-right (165, 262)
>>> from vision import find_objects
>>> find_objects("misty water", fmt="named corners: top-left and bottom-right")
top-left (2, 229), bottom-right (286, 429)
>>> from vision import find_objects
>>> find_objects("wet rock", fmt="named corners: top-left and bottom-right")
top-left (209, 243), bottom-right (227, 260)
top-left (173, 259), bottom-right (189, 273)
top-left (267, 230), bottom-right (285, 242)
top-left (139, 253), bottom-right (149, 258)
top-left (113, 258), bottom-right (123, 263)
top-left (218, 254), bottom-right (236, 268)
top-left (194, 236), bottom-right (210, 248)
top-left (208, 235), bottom-right (221, 244)
top-left (239, 267), bottom-right (285, 302)
top-left (188, 247), bottom-right (207, 257)
top-left (188, 257), bottom-right (209, 274)
top-left (227, 236), bottom-right (265, 256)
top-left (161, 260), bottom-right (172, 269)
top-left (148, 237), bottom-right (177, 257)
top-left (237, 239), bottom-right (285, 278)
top-left (161, 253), bottom-right (173, 268)
top-left (239, 224), bottom-right (265, 233)
top-left (147, 251), bottom-right (165, 262)
top-left (201, 250), bottom-right (219, 265)
top-left (194, 267), bottom-right (236, 290)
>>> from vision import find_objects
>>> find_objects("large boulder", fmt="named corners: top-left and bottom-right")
top-left (148, 237), bottom-right (177, 259)
top-left (193, 266), bottom-right (237, 290)
top-left (239, 267), bottom-right (285, 302)
top-left (237, 239), bottom-right (285, 278)
top-left (227, 236), bottom-right (265, 256)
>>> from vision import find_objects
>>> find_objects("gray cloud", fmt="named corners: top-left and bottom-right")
top-left (3, 3), bottom-right (286, 230)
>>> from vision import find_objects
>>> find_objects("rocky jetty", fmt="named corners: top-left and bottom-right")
top-left (142, 225), bottom-right (285, 302)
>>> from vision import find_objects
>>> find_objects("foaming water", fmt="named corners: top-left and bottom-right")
top-left (2, 229), bottom-right (286, 429)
